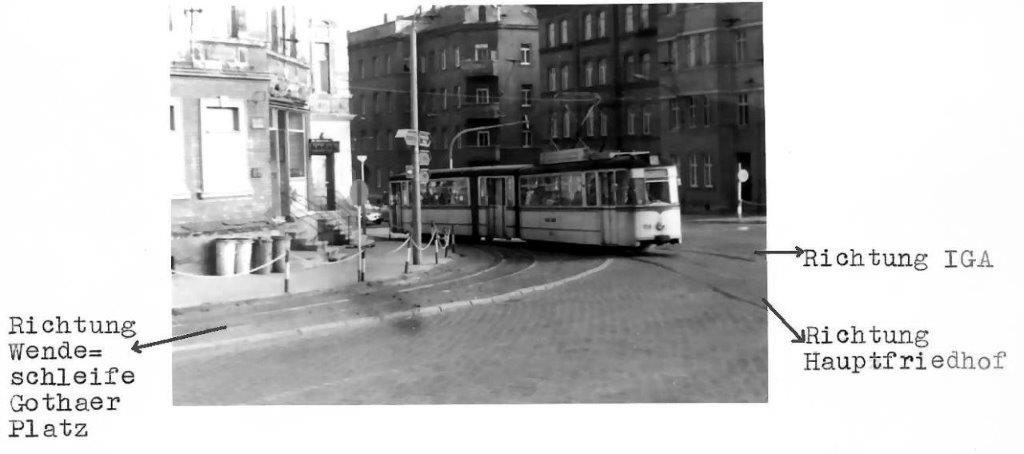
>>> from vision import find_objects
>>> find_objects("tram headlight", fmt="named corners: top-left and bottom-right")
top-left (655, 221), bottom-right (665, 231)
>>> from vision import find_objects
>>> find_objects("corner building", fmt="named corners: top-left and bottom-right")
top-left (657, 3), bottom-right (765, 213)
top-left (348, 5), bottom-right (540, 201)
top-left (533, 4), bottom-right (662, 158)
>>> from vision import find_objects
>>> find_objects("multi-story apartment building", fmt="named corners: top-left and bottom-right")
top-left (534, 4), bottom-right (662, 156)
top-left (347, 5), bottom-right (540, 200)
top-left (657, 3), bottom-right (765, 212)
top-left (169, 3), bottom-right (352, 272)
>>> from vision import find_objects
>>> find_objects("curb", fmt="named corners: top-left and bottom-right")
top-left (175, 258), bottom-right (614, 354)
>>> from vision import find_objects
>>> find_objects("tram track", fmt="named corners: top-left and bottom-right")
top-left (624, 255), bottom-right (764, 311)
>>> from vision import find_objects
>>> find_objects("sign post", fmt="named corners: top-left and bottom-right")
top-left (351, 180), bottom-right (369, 282)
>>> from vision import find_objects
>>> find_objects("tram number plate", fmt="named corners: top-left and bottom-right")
top-left (543, 217), bottom-right (557, 223)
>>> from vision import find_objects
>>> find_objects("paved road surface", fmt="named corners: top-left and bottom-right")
top-left (173, 222), bottom-right (767, 404)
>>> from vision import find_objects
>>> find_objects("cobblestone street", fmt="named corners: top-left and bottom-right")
top-left (173, 221), bottom-right (767, 404)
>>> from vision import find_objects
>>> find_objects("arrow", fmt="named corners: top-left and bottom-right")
top-left (760, 298), bottom-right (805, 343)
top-left (131, 325), bottom-right (227, 353)
top-left (754, 246), bottom-right (806, 257)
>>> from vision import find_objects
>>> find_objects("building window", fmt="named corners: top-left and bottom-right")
top-left (624, 6), bottom-right (635, 33)
top-left (688, 36), bottom-right (698, 67)
top-left (688, 154), bottom-right (699, 188)
top-left (419, 56), bottom-right (426, 73)
top-left (169, 98), bottom-right (189, 199)
top-left (584, 61), bottom-right (594, 87)
top-left (371, 56), bottom-right (379, 77)
top-left (640, 52), bottom-right (651, 79)
top-left (358, 59), bottom-right (365, 79)
top-left (442, 88), bottom-right (448, 110)
top-left (687, 96), bottom-right (697, 127)
top-left (626, 108), bottom-right (636, 135)
top-left (385, 92), bottom-right (393, 113)
top-left (478, 5), bottom-right (487, 22)
top-left (477, 131), bottom-right (491, 147)
top-left (642, 106), bottom-right (652, 135)
top-left (315, 43), bottom-right (331, 93)
top-left (520, 43), bottom-right (532, 65)
top-left (598, 11), bottom-right (607, 37)
top-left (737, 93), bottom-right (750, 126)
top-left (562, 109), bottom-right (573, 137)
top-left (735, 30), bottom-right (747, 61)
top-left (547, 22), bottom-right (557, 47)
top-left (584, 13), bottom-right (593, 40)
top-left (640, 4), bottom-right (650, 29)
top-left (599, 110), bottom-right (609, 137)
top-left (474, 43), bottom-right (489, 61)
top-left (670, 99), bottom-right (682, 130)
top-left (550, 115), bottom-right (560, 138)
top-left (669, 39), bottom-right (679, 71)
top-left (703, 154), bottom-right (714, 188)
top-left (285, 111), bottom-right (306, 178)
top-left (199, 98), bottom-right (250, 197)
top-left (456, 85), bottom-right (462, 107)
top-left (522, 122), bottom-right (533, 147)
top-left (624, 54), bottom-right (636, 81)
top-left (560, 19), bottom-right (569, 44)
top-left (476, 88), bottom-right (490, 104)
top-left (585, 111), bottom-right (595, 137)
top-left (703, 33), bottom-right (713, 64)
top-left (372, 92), bottom-right (380, 114)
top-left (561, 65), bottom-right (571, 89)
top-left (427, 51), bottom-right (435, 72)
top-left (598, 59), bottom-right (608, 85)
top-left (454, 46), bottom-right (461, 67)
top-left (385, 54), bottom-right (391, 74)
top-left (702, 95), bottom-right (711, 126)
top-left (548, 67), bottom-right (558, 91)
top-left (441, 48), bottom-right (447, 70)
top-left (521, 85), bottom-right (533, 107)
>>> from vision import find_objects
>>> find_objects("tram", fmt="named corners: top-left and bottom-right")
top-left (388, 149), bottom-right (682, 249)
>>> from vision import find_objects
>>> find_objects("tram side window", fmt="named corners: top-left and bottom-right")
top-left (585, 172), bottom-right (598, 206)
top-left (561, 173), bottom-right (584, 206)
top-left (422, 178), bottom-right (469, 206)
top-left (598, 170), bottom-right (638, 206)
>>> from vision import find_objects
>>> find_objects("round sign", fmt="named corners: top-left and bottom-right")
top-left (737, 169), bottom-right (750, 183)
top-left (350, 180), bottom-right (369, 205)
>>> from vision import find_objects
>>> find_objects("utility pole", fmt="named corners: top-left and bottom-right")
top-left (409, 7), bottom-right (423, 264)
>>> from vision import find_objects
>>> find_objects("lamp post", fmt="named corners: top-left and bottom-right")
top-left (407, 7), bottom-right (424, 264)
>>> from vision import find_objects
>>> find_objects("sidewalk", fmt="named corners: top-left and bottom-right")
top-left (171, 232), bottom-right (451, 309)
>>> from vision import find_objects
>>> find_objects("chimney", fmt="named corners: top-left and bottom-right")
top-left (383, 14), bottom-right (388, 23)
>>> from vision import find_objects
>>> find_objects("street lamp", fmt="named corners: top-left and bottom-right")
top-left (356, 155), bottom-right (367, 183)
top-left (448, 120), bottom-right (529, 169)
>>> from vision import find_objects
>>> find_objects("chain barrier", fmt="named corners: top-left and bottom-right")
top-left (171, 250), bottom-right (288, 279)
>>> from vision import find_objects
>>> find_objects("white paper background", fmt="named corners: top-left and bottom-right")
top-left (1, 0), bottom-right (1021, 452)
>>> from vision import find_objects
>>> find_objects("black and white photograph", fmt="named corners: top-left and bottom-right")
top-left (168, 2), bottom-right (766, 405)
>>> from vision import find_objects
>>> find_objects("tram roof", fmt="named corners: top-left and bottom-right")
top-left (390, 155), bottom-right (665, 181)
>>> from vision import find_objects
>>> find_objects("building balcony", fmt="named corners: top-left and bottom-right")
top-left (459, 102), bottom-right (501, 119)
top-left (459, 59), bottom-right (500, 77)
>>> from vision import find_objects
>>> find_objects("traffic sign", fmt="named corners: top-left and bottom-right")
top-left (350, 179), bottom-right (369, 205)
top-left (418, 169), bottom-right (430, 181)
top-left (737, 169), bottom-right (750, 183)
top-left (396, 129), bottom-right (431, 148)
top-left (418, 151), bottom-right (431, 166)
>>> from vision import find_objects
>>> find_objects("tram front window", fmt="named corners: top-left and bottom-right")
top-left (645, 179), bottom-right (671, 205)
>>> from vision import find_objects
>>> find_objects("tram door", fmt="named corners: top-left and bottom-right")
top-left (481, 177), bottom-right (508, 238)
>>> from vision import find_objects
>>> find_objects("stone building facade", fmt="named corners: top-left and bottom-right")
top-left (169, 3), bottom-right (352, 273)
top-left (347, 5), bottom-right (540, 201)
